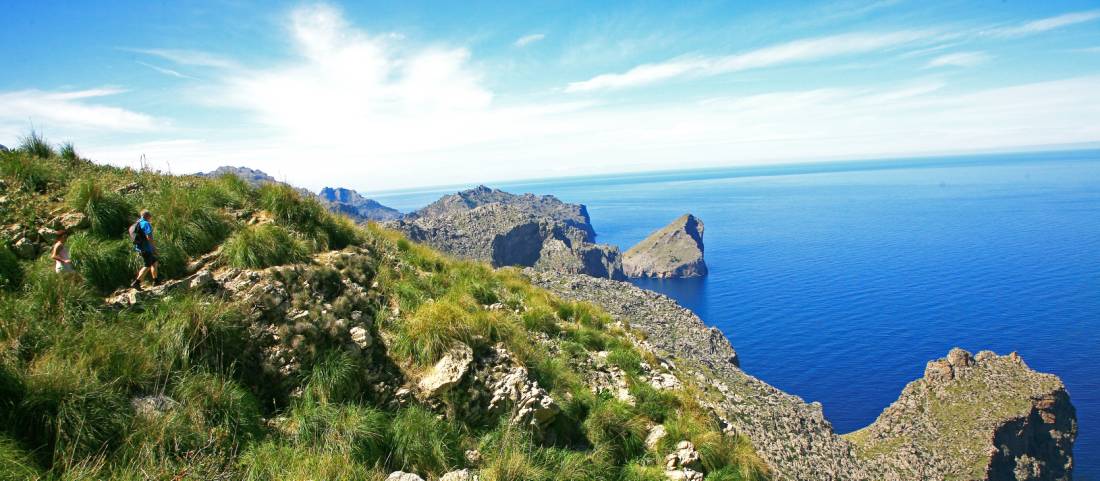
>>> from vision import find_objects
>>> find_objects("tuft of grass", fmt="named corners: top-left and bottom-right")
top-left (301, 350), bottom-right (363, 405)
top-left (19, 130), bottom-right (55, 159)
top-left (239, 440), bottom-right (387, 481)
top-left (171, 372), bottom-right (263, 444)
top-left (389, 406), bottom-right (462, 477)
top-left (290, 403), bottom-right (389, 464)
top-left (220, 224), bottom-right (309, 269)
top-left (67, 179), bottom-right (134, 238)
top-left (391, 299), bottom-right (487, 366)
top-left (1, 152), bottom-right (61, 192)
top-left (59, 142), bottom-right (78, 162)
top-left (583, 398), bottom-right (648, 466)
top-left (66, 234), bottom-right (138, 293)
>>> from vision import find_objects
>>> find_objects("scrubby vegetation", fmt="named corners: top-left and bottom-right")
top-left (0, 134), bottom-right (768, 480)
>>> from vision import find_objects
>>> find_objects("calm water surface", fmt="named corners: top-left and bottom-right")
top-left (371, 151), bottom-right (1100, 477)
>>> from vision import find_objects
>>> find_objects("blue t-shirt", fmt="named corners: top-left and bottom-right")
top-left (136, 219), bottom-right (154, 252)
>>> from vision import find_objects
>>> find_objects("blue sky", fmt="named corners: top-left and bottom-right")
top-left (2, 1), bottom-right (1100, 192)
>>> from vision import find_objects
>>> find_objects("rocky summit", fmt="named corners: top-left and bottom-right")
top-left (526, 270), bottom-right (1077, 481)
top-left (623, 213), bottom-right (707, 278)
top-left (318, 186), bottom-right (403, 222)
top-left (389, 185), bottom-right (625, 279)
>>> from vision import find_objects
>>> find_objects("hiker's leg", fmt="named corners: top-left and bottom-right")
top-left (136, 266), bottom-right (148, 280)
top-left (150, 262), bottom-right (158, 280)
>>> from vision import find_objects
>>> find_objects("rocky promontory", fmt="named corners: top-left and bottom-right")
top-left (623, 214), bottom-right (707, 278)
top-left (526, 271), bottom-right (1077, 481)
top-left (389, 186), bottom-right (624, 279)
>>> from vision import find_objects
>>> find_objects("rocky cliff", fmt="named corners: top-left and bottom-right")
top-left (623, 214), bottom-right (707, 278)
top-left (526, 271), bottom-right (1077, 481)
top-left (389, 186), bottom-right (624, 279)
top-left (318, 187), bottom-right (403, 222)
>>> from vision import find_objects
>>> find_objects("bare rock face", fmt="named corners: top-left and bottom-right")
top-left (623, 214), bottom-right (707, 278)
top-left (389, 186), bottom-right (624, 279)
top-left (318, 187), bottom-right (403, 222)
top-left (846, 348), bottom-right (1077, 481)
top-left (526, 271), bottom-right (1077, 481)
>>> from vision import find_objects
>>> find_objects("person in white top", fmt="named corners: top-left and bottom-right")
top-left (51, 229), bottom-right (80, 279)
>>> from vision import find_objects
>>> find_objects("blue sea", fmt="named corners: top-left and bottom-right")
top-left (370, 150), bottom-right (1100, 477)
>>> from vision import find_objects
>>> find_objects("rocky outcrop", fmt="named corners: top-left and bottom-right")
top-left (623, 214), bottom-right (707, 278)
top-left (318, 187), bottom-right (403, 222)
top-left (390, 186), bottom-right (624, 279)
top-left (525, 270), bottom-right (1077, 481)
top-left (846, 348), bottom-right (1076, 481)
top-left (199, 166), bottom-right (280, 186)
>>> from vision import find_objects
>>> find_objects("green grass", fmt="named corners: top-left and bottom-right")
top-left (220, 224), bottom-right (309, 269)
top-left (0, 133), bottom-right (770, 481)
top-left (0, 246), bottom-right (22, 291)
top-left (67, 179), bottom-right (134, 238)
top-left (19, 130), bottom-right (56, 159)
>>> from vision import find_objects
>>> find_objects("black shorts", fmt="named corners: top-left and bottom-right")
top-left (139, 250), bottom-right (158, 268)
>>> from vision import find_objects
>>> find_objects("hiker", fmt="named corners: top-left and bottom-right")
top-left (51, 229), bottom-right (80, 279)
top-left (130, 210), bottom-right (159, 289)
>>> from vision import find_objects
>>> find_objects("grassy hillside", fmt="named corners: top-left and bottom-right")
top-left (0, 133), bottom-right (768, 481)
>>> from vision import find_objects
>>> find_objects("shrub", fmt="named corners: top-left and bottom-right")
top-left (18, 130), bottom-right (55, 159)
top-left (1, 153), bottom-right (59, 192)
top-left (389, 406), bottom-right (461, 477)
top-left (220, 224), bottom-right (309, 269)
top-left (59, 142), bottom-right (78, 161)
top-left (0, 246), bottom-right (22, 291)
top-left (67, 179), bottom-right (134, 238)
top-left (66, 234), bottom-right (137, 293)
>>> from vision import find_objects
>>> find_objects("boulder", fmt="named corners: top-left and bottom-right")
top-left (646, 424), bottom-right (668, 450)
top-left (386, 472), bottom-right (424, 481)
top-left (58, 212), bottom-right (90, 230)
top-left (349, 326), bottom-right (373, 349)
top-left (623, 214), bottom-right (707, 278)
top-left (12, 237), bottom-right (38, 259)
top-left (440, 469), bottom-right (477, 481)
top-left (418, 343), bottom-right (473, 397)
top-left (131, 395), bottom-right (177, 418)
top-left (664, 440), bottom-right (704, 481)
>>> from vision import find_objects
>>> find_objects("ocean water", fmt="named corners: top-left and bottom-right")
top-left (370, 151), bottom-right (1100, 477)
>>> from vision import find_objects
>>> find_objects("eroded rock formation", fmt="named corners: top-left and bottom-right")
top-left (623, 214), bottom-right (707, 278)
top-left (389, 186), bottom-right (624, 279)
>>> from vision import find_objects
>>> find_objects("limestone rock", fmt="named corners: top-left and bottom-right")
top-left (646, 424), bottom-right (668, 450)
top-left (350, 326), bottom-right (373, 349)
top-left (131, 395), bottom-right (177, 418)
top-left (12, 237), bottom-right (38, 259)
top-left (847, 348), bottom-right (1077, 481)
top-left (419, 343), bottom-right (473, 397)
top-left (623, 214), bottom-right (707, 278)
top-left (386, 472), bottom-right (424, 481)
top-left (664, 440), bottom-right (704, 481)
top-left (58, 212), bottom-right (89, 230)
top-left (440, 469), bottom-right (477, 481)
top-left (388, 186), bottom-right (624, 279)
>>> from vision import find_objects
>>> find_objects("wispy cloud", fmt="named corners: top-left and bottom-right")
top-left (924, 51), bottom-right (990, 68)
top-left (514, 33), bottom-right (546, 47)
top-left (565, 30), bottom-right (933, 92)
top-left (0, 88), bottom-right (160, 138)
top-left (124, 48), bottom-right (240, 69)
top-left (137, 61), bottom-right (197, 79)
top-left (986, 10), bottom-right (1100, 37)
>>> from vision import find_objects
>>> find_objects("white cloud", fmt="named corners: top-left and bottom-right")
top-left (137, 61), bottom-right (197, 79)
top-left (565, 30), bottom-right (933, 92)
top-left (986, 10), bottom-right (1100, 37)
top-left (924, 51), bottom-right (990, 68)
top-left (0, 88), bottom-right (161, 141)
top-left (125, 48), bottom-right (240, 69)
top-left (514, 33), bottom-right (546, 47)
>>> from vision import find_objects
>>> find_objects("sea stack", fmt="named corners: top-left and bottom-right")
top-left (623, 214), bottom-right (707, 278)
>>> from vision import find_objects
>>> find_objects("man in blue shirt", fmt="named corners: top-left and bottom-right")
top-left (130, 209), bottom-right (159, 289)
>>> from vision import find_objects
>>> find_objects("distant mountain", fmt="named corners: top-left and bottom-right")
top-left (199, 166), bottom-right (278, 187)
top-left (318, 187), bottom-right (403, 221)
top-left (198, 166), bottom-right (401, 222)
